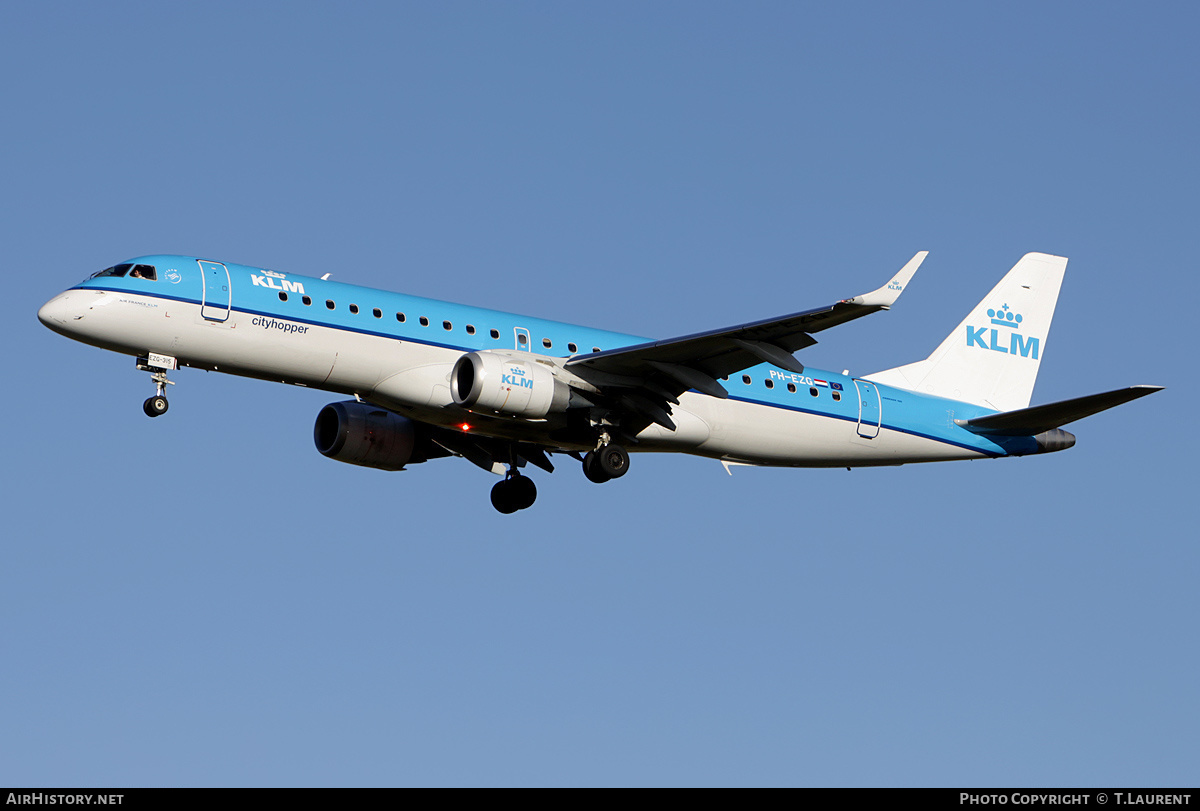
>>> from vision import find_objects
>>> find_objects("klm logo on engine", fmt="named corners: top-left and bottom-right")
top-left (502, 366), bottom-right (534, 389)
top-left (966, 304), bottom-right (1039, 359)
top-left (251, 269), bottom-right (305, 295)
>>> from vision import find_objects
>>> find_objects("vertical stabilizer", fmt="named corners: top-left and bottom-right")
top-left (865, 253), bottom-right (1067, 412)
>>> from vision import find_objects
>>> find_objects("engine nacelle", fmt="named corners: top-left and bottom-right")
top-left (313, 401), bottom-right (418, 471)
top-left (451, 351), bottom-right (570, 418)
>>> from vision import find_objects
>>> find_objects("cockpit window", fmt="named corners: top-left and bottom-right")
top-left (129, 264), bottom-right (157, 280)
top-left (90, 263), bottom-right (133, 279)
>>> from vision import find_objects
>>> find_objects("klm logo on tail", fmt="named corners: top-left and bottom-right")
top-left (966, 304), bottom-right (1039, 359)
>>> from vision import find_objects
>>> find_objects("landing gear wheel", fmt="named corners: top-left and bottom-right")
top-left (597, 444), bottom-right (629, 479)
top-left (583, 451), bottom-right (612, 484)
top-left (143, 396), bottom-right (169, 418)
top-left (491, 475), bottom-right (537, 514)
top-left (491, 481), bottom-right (519, 514)
top-left (509, 475), bottom-right (537, 510)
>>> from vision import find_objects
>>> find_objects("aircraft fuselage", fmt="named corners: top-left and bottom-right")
top-left (37, 255), bottom-right (1040, 476)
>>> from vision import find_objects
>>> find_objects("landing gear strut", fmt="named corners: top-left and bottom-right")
top-left (136, 355), bottom-right (176, 418)
top-left (491, 471), bottom-right (537, 514)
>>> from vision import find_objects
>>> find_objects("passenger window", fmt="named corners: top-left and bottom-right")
top-left (373, 308), bottom-right (382, 318)
top-left (568, 342), bottom-right (577, 353)
top-left (419, 317), bottom-right (429, 326)
top-left (787, 383), bottom-right (796, 393)
top-left (542, 338), bottom-right (552, 349)
top-left (349, 304), bottom-right (359, 314)
top-left (278, 292), bottom-right (288, 302)
top-left (396, 312), bottom-right (406, 322)
top-left (466, 325), bottom-right (476, 335)
top-left (833, 391), bottom-right (842, 401)
top-left (517, 334), bottom-right (528, 345)
top-left (302, 295), bottom-right (312, 306)
top-left (742, 375), bottom-right (751, 385)
top-left (592, 347), bottom-right (600, 353)
top-left (810, 387), bottom-right (819, 397)
top-left (765, 379), bottom-right (774, 389)
top-left (490, 329), bottom-right (499, 339)
top-left (326, 300), bottom-right (335, 310)
top-left (443, 321), bottom-right (452, 331)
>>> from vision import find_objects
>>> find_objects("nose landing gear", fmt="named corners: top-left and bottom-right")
top-left (136, 354), bottom-right (177, 418)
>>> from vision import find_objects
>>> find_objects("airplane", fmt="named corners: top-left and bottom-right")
top-left (38, 251), bottom-right (1161, 513)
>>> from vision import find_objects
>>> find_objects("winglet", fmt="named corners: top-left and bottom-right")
top-left (845, 251), bottom-right (927, 308)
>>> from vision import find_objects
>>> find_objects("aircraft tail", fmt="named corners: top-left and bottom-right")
top-left (865, 252), bottom-right (1067, 412)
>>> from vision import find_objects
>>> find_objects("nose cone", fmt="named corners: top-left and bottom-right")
top-left (38, 292), bottom-right (76, 334)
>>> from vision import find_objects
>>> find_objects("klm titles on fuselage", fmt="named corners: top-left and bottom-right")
top-left (250, 272), bottom-right (306, 295)
top-left (966, 305), bottom-right (1039, 359)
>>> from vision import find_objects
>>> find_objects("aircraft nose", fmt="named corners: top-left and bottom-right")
top-left (38, 292), bottom-right (74, 330)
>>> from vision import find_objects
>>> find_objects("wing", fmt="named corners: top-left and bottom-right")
top-left (563, 253), bottom-right (926, 432)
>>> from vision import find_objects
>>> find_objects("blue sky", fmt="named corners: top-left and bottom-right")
top-left (2, 2), bottom-right (1194, 786)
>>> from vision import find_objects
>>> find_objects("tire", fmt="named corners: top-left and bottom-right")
top-left (583, 451), bottom-right (611, 484)
top-left (597, 444), bottom-right (629, 479)
top-left (143, 396), bottom-right (168, 417)
top-left (510, 475), bottom-right (537, 510)
top-left (490, 479), bottom-right (520, 514)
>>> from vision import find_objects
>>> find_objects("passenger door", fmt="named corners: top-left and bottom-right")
top-left (853, 379), bottom-right (881, 439)
top-left (197, 260), bottom-right (231, 322)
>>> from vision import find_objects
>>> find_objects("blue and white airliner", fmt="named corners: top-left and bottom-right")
top-left (38, 251), bottom-right (1160, 513)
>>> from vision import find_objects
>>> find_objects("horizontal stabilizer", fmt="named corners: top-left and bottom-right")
top-left (956, 385), bottom-right (1163, 436)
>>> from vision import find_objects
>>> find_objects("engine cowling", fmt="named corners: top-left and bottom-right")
top-left (451, 351), bottom-right (570, 418)
top-left (313, 401), bottom-right (418, 471)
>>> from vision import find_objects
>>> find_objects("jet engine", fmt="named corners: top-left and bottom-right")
top-left (451, 351), bottom-right (570, 418)
top-left (314, 401), bottom-right (421, 470)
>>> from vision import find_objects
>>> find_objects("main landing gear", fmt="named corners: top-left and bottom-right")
top-left (486, 434), bottom-right (630, 513)
top-left (491, 471), bottom-right (537, 514)
top-left (582, 436), bottom-right (629, 484)
top-left (136, 355), bottom-right (176, 418)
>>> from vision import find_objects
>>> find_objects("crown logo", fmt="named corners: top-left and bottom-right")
top-left (262, 269), bottom-right (286, 279)
top-left (987, 304), bottom-right (1023, 328)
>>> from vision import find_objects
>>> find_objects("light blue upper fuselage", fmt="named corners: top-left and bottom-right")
top-left (69, 255), bottom-right (1037, 459)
